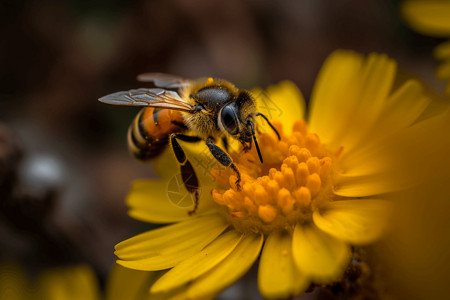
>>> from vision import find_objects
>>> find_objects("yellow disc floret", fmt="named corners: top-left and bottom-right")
top-left (212, 120), bottom-right (338, 234)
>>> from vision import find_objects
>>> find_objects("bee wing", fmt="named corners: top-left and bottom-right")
top-left (136, 73), bottom-right (191, 89)
top-left (98, 88), bottom-right (194, 113)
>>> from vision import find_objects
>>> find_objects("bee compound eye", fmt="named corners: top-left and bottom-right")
top-left (220, 105), bottom-right (239, 135)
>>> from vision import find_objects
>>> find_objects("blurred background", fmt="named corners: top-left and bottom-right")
top-left (0, 0), bottom-right (447, 298)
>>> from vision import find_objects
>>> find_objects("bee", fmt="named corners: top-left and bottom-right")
top-left (99, 73), bottom-right (279, 215)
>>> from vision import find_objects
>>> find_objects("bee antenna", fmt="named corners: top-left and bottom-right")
top-left (256, 113), bottom-right (281, 140)
top-left (248, 120), bottom-right (263, 163)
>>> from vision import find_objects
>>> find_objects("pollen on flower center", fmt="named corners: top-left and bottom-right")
top-left (211, 120), bottom-right (337, 234)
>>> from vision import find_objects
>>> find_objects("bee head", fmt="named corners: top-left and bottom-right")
top-left (218, 91), bottom-right (255, 137)
top-left (218, 91), bottom-right (263, 163)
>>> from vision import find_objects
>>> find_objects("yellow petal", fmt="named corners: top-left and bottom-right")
top-left (37, 265), bottom-right (101, 300)
top-left (402, 1), bottom-right (450, 37)
top-left (313, 199), bottom-right (392, 245)
top-left (436, 60), bottom-right (450, 81)
top-left (186, 233), bottom-right (263, 299)
top-left (150, 281), bottom-right (199, 300)
top-left (127, 179), bottom-right (216, 224)
top-left (339, 80), bottom-right (429, 176)
top-left (127, 180), bottom-right (191, 223)
top-left (308, 50), bottom-right (363, 146)
top-left (106, 264), bottom-right (158, 300)
top-left (254, 81), bottom-right (306, 134)
top-left (336, 110), bottom-right (450, 197)
top-left (292, 224), bottom-right (350, 283)
top-left (159, 289), bottom-right (213, 300)
top-left (153, 148), bottom-right (180, 179)
top-left (335, 53), bottom-right (396, 153)
top-left (379, 80), bottom-right (429, 130)
top-left (434, 40), bottom-right (450, 60)
top-left (334, 173), bottom-right (405, 197)
top-left (115, 214), bottom-right (228, 270)
top-left (258, 231), bottom-right (309, 299)
top-left (309, 51), bottom-right (396, 154)
top-left (335, 137), bottom-right (410, 197)
top-left (151, 230), bottom-right (243, 293)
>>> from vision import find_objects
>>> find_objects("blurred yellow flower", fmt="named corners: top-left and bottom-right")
top-left (402, 0), bottom-right (450, 95)
top-left (372, 110), bottom-right (450, 299)
top-left (106, 264), bottom-right (159, 300)
top-left (0, 261), bottom-right (100, 300)
top-left (115, 50), bottom-right (438, 299)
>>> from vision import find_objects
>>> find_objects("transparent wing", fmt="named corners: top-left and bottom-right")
top-left (136, 73), bottom-right (191, 89)
top-left (98, 88), bottom-right (194, 112)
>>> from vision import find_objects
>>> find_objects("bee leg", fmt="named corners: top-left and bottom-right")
top-left (180, 160), bottom-right (199, 215)
top-left (170, 134), bottom-right (202, 215)
top-left (206, 140), bottom-right (241, 190)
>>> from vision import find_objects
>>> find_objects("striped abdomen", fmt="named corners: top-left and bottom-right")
top-left (127, 107), bottom-right (185, 161)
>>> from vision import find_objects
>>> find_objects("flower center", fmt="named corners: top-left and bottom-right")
top-left (211, 120), bottom-right (337, 234)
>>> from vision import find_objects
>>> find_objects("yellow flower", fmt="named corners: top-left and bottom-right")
top-left (402, 0), bottom-right (450, 95)
top-left (115, 50), bottom-right (436, 299)
top-left (0, 261), bottom-right (101, 300)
